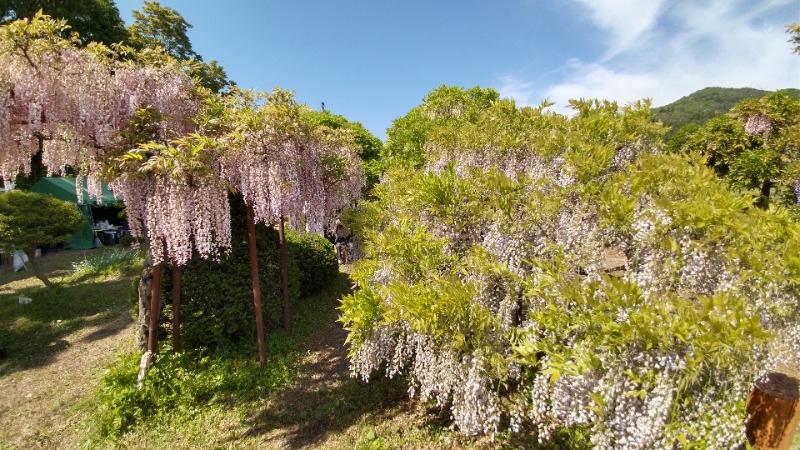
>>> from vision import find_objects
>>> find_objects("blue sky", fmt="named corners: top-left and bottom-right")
top-left (116, 0), bottom-right (800, 140)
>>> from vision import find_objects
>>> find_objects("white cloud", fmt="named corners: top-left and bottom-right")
top-left (500, 0), bottom-right (799, 112)
top-left (572, 0), bottom-right (668, 58)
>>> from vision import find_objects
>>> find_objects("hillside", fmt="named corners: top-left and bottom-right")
top-left (652, 87), bottom-right (800, 136)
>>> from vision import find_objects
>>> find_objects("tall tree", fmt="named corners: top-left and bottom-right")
top-left (681, 91), bottom-right (800, 209)
top-left (0, 0), bottom-right (128, 45)
top-left (127, 0), bottom-right (196, 61)
top-left (127, 1), bottom-right (231, 93)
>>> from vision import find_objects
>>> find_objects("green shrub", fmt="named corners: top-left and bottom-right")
top-left (150, 195), bottom-right (339, 350)
top-left (93, 344), bottom-right (296, 437)
top-left (289, 231), bottom-right (338, 298)
top-left (342, 96), bottom-right (798, 448)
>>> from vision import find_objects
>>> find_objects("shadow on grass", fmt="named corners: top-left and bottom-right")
top-left (229, 270), bottom-right (415, 449)
top-left (0, 268), bottom-right (134, 376)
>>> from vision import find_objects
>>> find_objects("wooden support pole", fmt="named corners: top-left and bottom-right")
top-left (746, 372), bottom-right (800, 450)
top-left (246, 203), bottom-right (267, 367)
top-left (278, 215), bottom-right (291, 335)
top-left (146, 259), bottom-right (164, 369)
top-left (172, 264), bottom-right (182, 352)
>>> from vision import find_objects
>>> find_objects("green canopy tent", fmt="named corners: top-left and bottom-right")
top-left (30, 177), bottom-right (120, 249)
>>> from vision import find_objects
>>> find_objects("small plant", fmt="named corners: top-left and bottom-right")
top-left (71, 247), bottom-right (144, 277)
top-left (118, 234), bottom-right (136, 247)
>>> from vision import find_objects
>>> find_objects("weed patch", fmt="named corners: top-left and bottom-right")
top-left (71, 247), bottom-right (144, 278)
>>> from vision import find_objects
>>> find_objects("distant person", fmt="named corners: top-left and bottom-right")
top-left (334, 218), bottom-right (350, 264)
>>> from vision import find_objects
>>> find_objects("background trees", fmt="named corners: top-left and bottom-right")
top-left (127, 0), bottom-right (196, 60)
top-left (127, 1), bottom-right (231, 93)
top-left (305, 110), bottom-right (383, 195)
top-left (383, 85), bottom-right (499, 168)
top-left (679, 91), bottom-right (800, 209)
top-left (0, 0), bottom-right (128, 45)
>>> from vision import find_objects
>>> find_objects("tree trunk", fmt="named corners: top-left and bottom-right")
top-left (246, 203), bottom-right (267, 367)
top-left (172, 264), bottom-right (182, 352)
top-left (26, 247), bottom-right (51, 288)
top-left (746, 372), bottom-right (800, 450)
top-left (146, 259), bottom-right (164, 369)
top-left (134, 253), bottom-right (154, 351)
top-left (30, 137), bottom-right (44, 186)
top-left (279, 215), bottom-right (291, 334)
top-left (757, 179), bottom-right (773, 209)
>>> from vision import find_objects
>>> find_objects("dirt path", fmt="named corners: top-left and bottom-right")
top-left (232, 272), bottom-right (413, 450)
top-left (0, 309), bottom-right (132, 449)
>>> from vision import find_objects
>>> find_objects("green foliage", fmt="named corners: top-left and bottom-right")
top-left (0, 190), bottom-right (84, 252)
top-left (788, 23), bottom-right (800, 54)
top-left (185, 58), bottom-right (231, 93)
top-left (71, 247), bottom-right (145, 277)
top-left (383, 85), bottom-right (500, 168)
top-left (652, 87), bottom-right (798, 138)
top-left (93, 345), bottom-right (295, 437)
top-left (91, 266), bottom-right (353, 442)
top-left (154, 195), bottom-right (339, 350)
top-left (127, 1), bottom-right (197, 61)
top-left (126, 1), bottom-right (231, 92)
top-left (305, 110), bottom-right (384, 194)
top-left (341, 91), bottom-right (799, 446)
top-left (288, 231), bottom-right (339, 298)
top-left (679, 91), bottom-right (800, 209)
top-left (0, 0), bottom-right (129, 46)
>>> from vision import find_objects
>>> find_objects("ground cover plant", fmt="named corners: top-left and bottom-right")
top-left (341, 90), bottom-right (800, 448)
top-left (71, 247), bottom-right (145, 278)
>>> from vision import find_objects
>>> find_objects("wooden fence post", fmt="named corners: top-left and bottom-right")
top-left (745, 372), bottom-right (800, 450)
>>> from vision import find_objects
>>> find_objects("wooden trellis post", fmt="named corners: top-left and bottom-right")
top-left (745, 372), bottom-right (800, 450)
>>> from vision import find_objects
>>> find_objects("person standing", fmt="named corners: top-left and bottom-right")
top-left (334, 218), bottom-right (350, 263)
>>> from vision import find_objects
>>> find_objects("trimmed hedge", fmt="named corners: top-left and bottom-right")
top-left (140, 195), bottom-right (339, 349)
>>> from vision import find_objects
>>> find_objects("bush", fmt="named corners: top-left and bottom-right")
top-left (147, 195), bottom-right (339, 350)
top-left (341, 97), bottom-right (799, 448)
top-left (93, 345), bottom-right (296, 437)
top-left (289, 231), bottom-right (338, 298)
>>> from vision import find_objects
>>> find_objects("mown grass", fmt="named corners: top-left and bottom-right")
top-left (0, 248), bottom-right (137, 376)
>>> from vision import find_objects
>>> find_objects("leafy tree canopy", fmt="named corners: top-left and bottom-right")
top-left (0, 190), bottom-right (84, 287)
top-left (305, 110), bottom-right (383, 194)
top-left (680, 91), bottom-right (800, 209)
top-left (127, 0), bottom-right (196, 60)
top-left (0, 0), bottom-right (128, 45)
top-left (128, 1), bottom-right (231, 93)
top-left (383, 85), bottom-right (500, 168)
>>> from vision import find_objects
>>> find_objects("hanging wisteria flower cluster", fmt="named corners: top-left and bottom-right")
top-left (0, 16), bottom-right (364, 266)
top-left (0, 13), bottom-right (198, 186)
top-left (219, 88), bottom-right (364, 233)
top-left (108, 135), bottom-right (232, 265)
top-left (341, 97), bottom-right (800, 448)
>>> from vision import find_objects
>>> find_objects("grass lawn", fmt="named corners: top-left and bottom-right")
top-left (0, 248), bottom-right (138, 449)
top-left (0, 251), bottom-right (490, 449)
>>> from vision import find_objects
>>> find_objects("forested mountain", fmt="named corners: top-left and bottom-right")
top-left (652, 87), bottom-right (800, 135)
